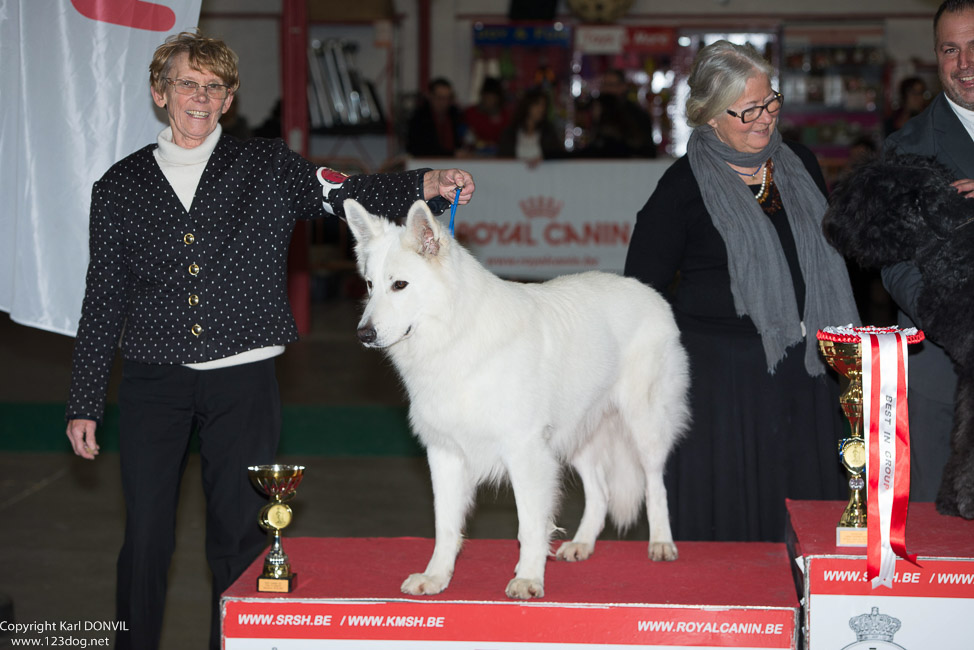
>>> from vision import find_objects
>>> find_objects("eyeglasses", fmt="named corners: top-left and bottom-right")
top-left (725, 92), bottom-right (783, 124)
top-left (165, 77), bottom-right (231, 100)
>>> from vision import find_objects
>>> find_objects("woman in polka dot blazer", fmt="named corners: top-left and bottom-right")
top-left (63, 30), bottom-right (474, 650)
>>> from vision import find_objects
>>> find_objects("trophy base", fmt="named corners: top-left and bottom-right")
top-left (836, 526), bottom-right (867, 547)
top-left (257, 573), bottom-right (298, 593)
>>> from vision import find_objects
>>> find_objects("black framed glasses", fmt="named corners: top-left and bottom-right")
top-left (165, 77), bottom-right (231, 100)
top-left (726, 92), bottom-right (783, 124)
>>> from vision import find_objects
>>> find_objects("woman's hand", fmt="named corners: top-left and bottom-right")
top-left (424, 169), bottom-right (475, 205)
top-left (66, 418), bottom-right (100, 460)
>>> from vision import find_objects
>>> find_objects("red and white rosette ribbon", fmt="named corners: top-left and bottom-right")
top-left (819, 325), bottom-right (923, 588)
top-left (317, 167), bottom-right (350, 215)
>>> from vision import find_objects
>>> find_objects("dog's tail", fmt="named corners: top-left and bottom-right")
top-left (600, 417), bottom-right (646, 531)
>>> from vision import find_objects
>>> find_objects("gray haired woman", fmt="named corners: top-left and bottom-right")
top-left (624, 40), bottom-right (860, 542)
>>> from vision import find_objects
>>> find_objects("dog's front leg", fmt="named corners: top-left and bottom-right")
top-left (506, 449), bottom-right (560, 599)
top-left (402, 446), bottom-right (474, 595)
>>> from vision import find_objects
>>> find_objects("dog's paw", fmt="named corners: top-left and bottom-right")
top-left (555, 541), bottom-right (594, 562)
top-left (936, 484), bottom-right (960, 517)
top-left (956, 494), bottom-right (974, 520)
top-left (649, 541), bottom-right (678, 562)
top-left (936, 497), bottom-right (960, 517)
top-left (506, 577), bottom-right (544, 599)
top-left (954, 474), bottom-right (974, 519)
top-left (401, 573), bottom-right (449, 596)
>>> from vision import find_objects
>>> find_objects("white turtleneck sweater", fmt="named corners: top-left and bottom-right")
top-left (153, 124), bottom-right (285, 370)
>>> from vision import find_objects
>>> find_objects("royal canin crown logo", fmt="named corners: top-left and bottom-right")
top-left (519, 196), bottom-right (563, 219)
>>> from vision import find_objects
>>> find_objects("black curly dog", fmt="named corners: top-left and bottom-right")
top-left (824, 151), bottom-right (974, 518)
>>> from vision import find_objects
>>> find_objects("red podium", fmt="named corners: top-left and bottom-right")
top-left (785, 499), bottom-right (974, 649)
top-left (222, 537), bottom-right (800, 648)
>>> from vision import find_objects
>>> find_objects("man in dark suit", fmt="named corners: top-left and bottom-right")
top-left (883, 0), bottom-right (974, 502)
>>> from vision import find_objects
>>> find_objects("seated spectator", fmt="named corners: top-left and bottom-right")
top-left (847, 135), bottom-right (878, 166)
top-left (497, 88), bottom-right (564, 166)
top-left (592, 68), bottom-right (656, 157)
top-left (579, 94), bottom-right (643, 158)
top-left (406, 77), bottom-right (464, 157)
top-left (219, 93), bottom-right (252, 139)
top-left (463, 77), bottom-right (510, 156)
top-left (884, 76), bottom-right (930, 136)
top-left (253, 99), bottom-right (282, 139)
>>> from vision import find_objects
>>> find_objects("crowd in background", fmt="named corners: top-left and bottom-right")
top-left (225, 69), bottom-right (933, 172)
top-left (401, 72), bottom-right (658, 163)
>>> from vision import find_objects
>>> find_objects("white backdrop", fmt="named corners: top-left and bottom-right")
top-left (0, 0), bottom-right (202, 336)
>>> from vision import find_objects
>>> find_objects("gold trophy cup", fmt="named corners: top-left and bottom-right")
top-left (816, 336), bottom-right (868, 547)
top-left (248, 464), bottom-right (305, 592)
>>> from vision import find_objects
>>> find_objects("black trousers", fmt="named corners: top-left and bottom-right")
top-left (114, 359), bottom-right (280, 650)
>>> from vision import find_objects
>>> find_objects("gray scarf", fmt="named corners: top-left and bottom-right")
top-left (687, 125), bottom-right (860, 375)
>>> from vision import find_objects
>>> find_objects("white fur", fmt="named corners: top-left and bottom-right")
top-left (344, 198), bottom-right (690, 600)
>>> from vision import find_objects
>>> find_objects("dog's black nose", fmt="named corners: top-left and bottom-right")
top-left (357, 326), bottom-right (377, 344)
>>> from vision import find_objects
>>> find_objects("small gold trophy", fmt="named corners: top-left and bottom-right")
top-left (248, 464), bottom-right (305, 592)
top-left (817, 334), bottom-right (868, 547)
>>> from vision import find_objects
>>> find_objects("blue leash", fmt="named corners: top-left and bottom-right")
top-left (448, 186), bottom-right (461, 236)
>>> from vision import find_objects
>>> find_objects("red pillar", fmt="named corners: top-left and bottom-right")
top-left (282, 0), bottom-right (311, 335)
top-left (418, 0), bottom-right (430, 93)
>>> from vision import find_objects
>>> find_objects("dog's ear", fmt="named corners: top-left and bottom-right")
top-left (404, 199), bottom-right (446, 258)
top-left (343, 199), bottom-right (384, 247)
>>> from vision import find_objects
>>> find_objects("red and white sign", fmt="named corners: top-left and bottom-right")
top-left (624, 27), bottom-right (677, 54)
top-left (809, 556), bottom-right (974, 598)
top-left (806, 556), bottom-right (974, 649)
top-left (0, 0), bottom-right (202, 334)
top-left (223, 537), bottom-right (800, 649)
top-left (224, 600), bottom-right (795, 648)
top-left (575, 25), bottom-right (627, 54)
top-left (787, 500), bottom-right (974, 650)
top-left (575, 26), bottom-right (677, 55)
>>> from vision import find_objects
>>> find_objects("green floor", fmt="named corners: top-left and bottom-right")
top-left (1, 403), bottom-right (422, 456)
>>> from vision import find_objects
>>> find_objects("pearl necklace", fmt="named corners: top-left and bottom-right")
top-left (755, 159), bottom-right (773, 203)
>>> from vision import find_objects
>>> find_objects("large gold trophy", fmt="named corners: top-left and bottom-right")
top-left (248, 464), bottom-right (305, 592)
top-left (816, 335), bottom-right (868, 547)
top-left (817, 326), bottom-right (923, 547)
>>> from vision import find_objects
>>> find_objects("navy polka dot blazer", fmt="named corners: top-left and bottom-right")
top-left (67, 135), bottom-right (441, 422)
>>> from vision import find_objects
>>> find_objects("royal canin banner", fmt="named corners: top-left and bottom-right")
top-left (406, 159), bottom-right (670, 280)
top-left (223, 599), bottom-right (796, 648)
top-left (0, 0), bottom-right (202, 335)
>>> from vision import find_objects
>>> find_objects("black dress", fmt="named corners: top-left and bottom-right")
top-left (624, 143), bottom-right (847, 542)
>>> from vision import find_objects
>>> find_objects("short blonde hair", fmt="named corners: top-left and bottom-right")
top-left (149, 29), bottom-right (239, 96)
top-left (685, 40), bottom-right (773, 127)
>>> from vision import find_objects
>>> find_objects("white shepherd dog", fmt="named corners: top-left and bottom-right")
top-left (344, 198), bottom-right (690, 600)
